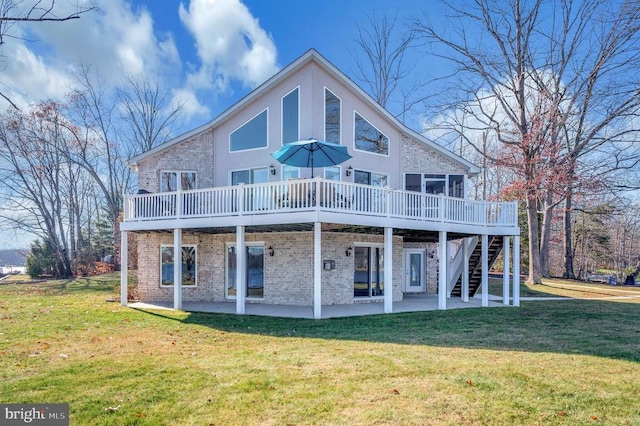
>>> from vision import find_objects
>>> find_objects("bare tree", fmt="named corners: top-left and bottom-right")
top-left (413, 0), bottom-right (640, 283)
top-left (0, 102), bottom-right (81, 277)
top-left (413, 0), bottom-right (548, 283)
top-left (63, 68), bottom-right (183, 268)
top-left (0, 0), bottom-right (95, 109)
top-left (609, 201), bottom-right (640, 276)
top-left (351, 12), bottom-right (429, 124)
top-left (118, 76), bottom-right (183, 154)
top-left (546, 1), bottom-right (640, 278)
top-left (64, 67), bottom-right (130, 227)
top-left (0, 60), bottom-right (182, 270)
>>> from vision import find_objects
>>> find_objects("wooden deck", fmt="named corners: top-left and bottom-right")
top-left (122, 177), bottom-right (519, 235)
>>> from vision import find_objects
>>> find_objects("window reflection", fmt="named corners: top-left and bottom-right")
top-left (403, 173), bottom-right (465, 198)
top-left (226, 244), bottom-right (265, 299)
top-left (354, 112), bottom-right (389, 155)
top-left (324, 166), bottom-right (340, 181)
top-left (353, 245), bottom-right (384, 297)
top-left (231, 168), bottom-right (269, 185)
top-left (230, 109), bottom-right (268, 151)
top-left (160, 246), bottom-right (196, 286)
top-left (282, 88), bottom-right (299, 144)
top-left (325, 89), bottom-right (341, 144)
top-left (282, 165), bottom-right (299, 181)
top-left (449, 175), bottom-right (464, 197)
top-left (161, 171), bottom-right (196, 192)
top-left (355, 170), bottom-right (387, 187)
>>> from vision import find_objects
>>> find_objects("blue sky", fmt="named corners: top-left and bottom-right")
top-left (2, 0), bottom-right (442, 130)
top-left (1, 0), bottom-right (443, 248)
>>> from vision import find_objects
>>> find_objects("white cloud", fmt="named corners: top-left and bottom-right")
top-left (0, 0), bottom-right (182, 110)
top-left (170, 88), bottom-right (210, 120)
top-left (179, 0), bottom-right (279, 89)
top-left (0, 42), bottom-right (75, 109)
top-left (0, 0), bottom-right (279, 126)
top-left (23, 0), bottom-right (180, 82)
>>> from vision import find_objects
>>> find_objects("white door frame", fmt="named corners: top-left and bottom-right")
top-left (403, 249), bottom-right (425, 293)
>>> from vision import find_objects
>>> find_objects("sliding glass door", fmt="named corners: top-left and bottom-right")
top-left (226, 244), bottom-right (265, 299)
top-left (353, 245), bottom-right (384, 298)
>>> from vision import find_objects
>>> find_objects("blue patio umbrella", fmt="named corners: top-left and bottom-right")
top-left (271, 138), bottom-right (352, 177)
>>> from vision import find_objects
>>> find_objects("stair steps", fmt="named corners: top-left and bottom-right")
top-left (450, 236), bottom-right (503, 298)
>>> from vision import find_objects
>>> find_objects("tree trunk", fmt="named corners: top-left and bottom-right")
top-left (539, 190), bottom-right (554, 278)
top-left (563, 190), bottom-right (576, 279)
top-left (114, 212), bottom-right (122, 272)
top-left (526, 194), bottom-right (542, 284)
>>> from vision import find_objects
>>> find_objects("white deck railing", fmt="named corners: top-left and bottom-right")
top-left (124, 177), bottom-right (519, 228)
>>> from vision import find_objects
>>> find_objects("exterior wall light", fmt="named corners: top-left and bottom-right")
top-left (346, 166), bottom-right (353, 177)
top-left (268, 245), bottom-right (275, 256)
top-left (346, 246), bottom-right (353, 257)
top-left (270, 164), bottom-right (277, 175)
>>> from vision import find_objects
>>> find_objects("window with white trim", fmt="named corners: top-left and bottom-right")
top-left (231, 168), bottom-right (269, 185)
top-left (354, 170), bottom-right (388, 187)
top-left (354, 170), bottom-right (388, 212)
top-left (230, 109), bottom-right (268, 152)
top-left (160, 245), bottom-right (197, 286)
top-left (449, 175), bottom-right (464, 198)
top-left (226, 243), bottom-right (265, 299)
top-left (282, 165), bottom-right (299, 181)
top-left (324, 166), bottom-right (341, 181)
top-left (282, 87), bottom-right (299, 145)
top-left (404, 173), bottom-right (465, 198)
top-left (354, 112), bottom-right (389, 155)
top-left (325, 88), bottom-right (341, 144)
top-left (160, 171), bottom-right (196, 192)
top-left (354, 244), bottom-right (384, 297)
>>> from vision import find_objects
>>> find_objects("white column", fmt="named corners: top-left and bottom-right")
top-left (173, 228), bottom-right (183, 310)
top-left (481, 234), bottom-right (489, 307)
top-left (236, 225), bottom-right (246, 315)
top-left (513, 235), bottom-right (521, 307)
top-left (313, 222), bottom-right (322, 319)
top-left (462, 237), bottom-right (470, 303)
top-left (438, 231), bottom-right (447, 310)
top-left (384, 227), bottom-right (393, 314)
top-left (120, 231), bottom-right (128, 306)
top-left (503, 236), bottom-right (510, 306)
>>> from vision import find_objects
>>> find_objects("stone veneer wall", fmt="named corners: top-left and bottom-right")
top-left (136, 131), bottom-right (215, 193)
top-left (135, 231), bottom-right (404, 305)
top-left (401, 136), bottom-right (467, 175)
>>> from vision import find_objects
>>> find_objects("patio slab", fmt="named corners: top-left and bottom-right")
top-left (129, 294), bottom-right (508, 319)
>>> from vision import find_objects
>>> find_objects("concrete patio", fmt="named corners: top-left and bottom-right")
top-left (129, 293), bottom-right (509, 319)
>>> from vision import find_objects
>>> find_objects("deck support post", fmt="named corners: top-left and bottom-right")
top-left (120, 231), bottom-right (128, 306)
top-left (503, 236), bottom-right (510, 306)
top-left (173, 228), bottom-right (182, 310)
top-left (313, 222), bottom-right (322, 319)
top-left (438, 231), bottom-right (447, 310)
top-left (462, 237), bottom-right (470, 303)
top-left (236, 225), bottom-right (246, 315)
top-left (384, 227), bottom-right (393, 313)
top-left (513, 235), bottom-right (520, 307)
top-left (481, 234), bottom-right (489, 307)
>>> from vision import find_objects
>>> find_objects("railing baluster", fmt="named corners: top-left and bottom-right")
top-left (123, 178), bottom-right (519, 228)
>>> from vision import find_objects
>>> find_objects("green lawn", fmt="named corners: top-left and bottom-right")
top-left (1, 275), bottom-right (639, 425)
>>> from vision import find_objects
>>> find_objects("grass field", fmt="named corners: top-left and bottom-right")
top-left (1, 275), bottom-right (639, 425)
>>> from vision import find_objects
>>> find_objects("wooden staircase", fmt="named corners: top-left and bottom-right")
top-left (450, 236), bottom-right (503, 298)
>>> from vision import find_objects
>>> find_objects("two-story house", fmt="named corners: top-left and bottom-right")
top-left (119, 49), bottom-right (521, 319)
